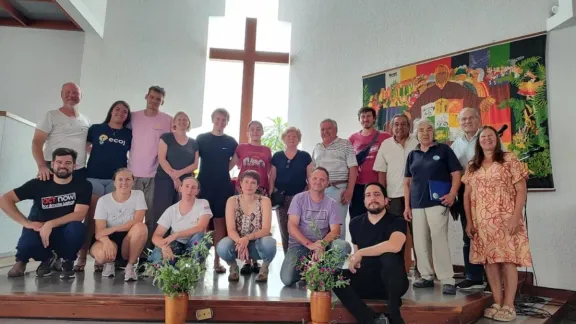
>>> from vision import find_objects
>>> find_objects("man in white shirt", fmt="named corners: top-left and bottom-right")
top-left (373, 114), bottom-right (419, 278)
top-left (450, 107), bottom-right (488, 291)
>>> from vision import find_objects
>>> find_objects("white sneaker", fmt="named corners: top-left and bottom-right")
top-left (102, 263), bottom-right (115, 278)
top-left (124, 263), bottom-right (138, 282)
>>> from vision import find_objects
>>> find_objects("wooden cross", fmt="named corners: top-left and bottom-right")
top-left (209, 17), bottom-right (290, 143)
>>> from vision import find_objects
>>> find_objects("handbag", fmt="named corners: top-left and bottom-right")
top-left (271, 190), bottom-right (285, 208)
top-left (355, 131), bottom-right (380, 165)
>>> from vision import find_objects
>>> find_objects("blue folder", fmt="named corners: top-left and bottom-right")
top-left (428, 180), bottom-right (451, 201)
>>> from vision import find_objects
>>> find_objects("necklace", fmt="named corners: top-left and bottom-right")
top-left (109, 124), bottom-right (121, 136)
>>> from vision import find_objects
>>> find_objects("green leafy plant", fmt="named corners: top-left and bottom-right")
top-left (295, 220), bottom-right (350, 292)
top-left (143, 232), bottom-right (213, 298)
top-left (261, 117), bottom-right (288, 152)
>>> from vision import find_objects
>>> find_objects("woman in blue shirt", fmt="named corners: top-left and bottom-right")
top-left (74, 100), bottom-right (132, 272)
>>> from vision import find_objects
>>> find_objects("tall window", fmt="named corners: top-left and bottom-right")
top-left (189, 0), bottom-right (291, 147)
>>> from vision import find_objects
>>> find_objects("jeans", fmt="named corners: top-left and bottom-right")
top-left (149, 232), bottom-right (211, 264)
top-left (333, 253), bottom-right (409, 324)
top-left (216, 236), bottom-right (277, 264)
top-left (456, 184), bottom-right (484, 281)
top-left (280, 239), bottom-right (351, 286)
top-left (86, 178), bottom-right (115, 196)
top-left (325, 183), bottom-right (349, 240)
top-left (348, 184), bottom-right (368, 219)
top-left (15, 221), bottom-right (86, 263)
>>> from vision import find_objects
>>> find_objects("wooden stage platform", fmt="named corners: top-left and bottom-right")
top-left (0, 256), bottom-right (497, 324)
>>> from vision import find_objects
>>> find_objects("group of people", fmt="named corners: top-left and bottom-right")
top-left (0, 81), bottom-right (532, 323)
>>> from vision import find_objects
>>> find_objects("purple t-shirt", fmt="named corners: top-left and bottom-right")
top-left (287, 191), bottom-right (341, 248)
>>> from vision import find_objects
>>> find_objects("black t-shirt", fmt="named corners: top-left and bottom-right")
top-left (14, 177), bottom-right (93, 222)
top-left (86, 123), bottom-right (132, 179)
top-left (156, 132), bottom-right (199, 180)
top-left (271, 150), bottom-right (312, 196)
top-left (349, 212), bottom-right (407, 269)
top-left (196, 132), bottom-right (238, 188)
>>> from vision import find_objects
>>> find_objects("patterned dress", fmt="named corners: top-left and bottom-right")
top-left (235, 195), bottom-right (263, 238)
top-left (462, 153), bottom-right (532, 266)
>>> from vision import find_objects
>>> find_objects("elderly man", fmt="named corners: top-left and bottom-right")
top-left (312, 119), bottom-right (358, 240)
top-left (450, 107), bottom-right (490, 292)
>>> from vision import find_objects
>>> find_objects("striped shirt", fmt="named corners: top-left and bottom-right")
top-left (312, 137), bottom-right (358, 182)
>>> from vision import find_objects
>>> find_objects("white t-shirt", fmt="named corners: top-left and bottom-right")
top-left (157, 199), bottom-right (213, 244)
top-left (37, 109), bottom-right (91, 169)
top-left (94, 190), bottom-right (147, 228)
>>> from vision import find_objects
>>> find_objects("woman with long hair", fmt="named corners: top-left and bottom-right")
top-left (463, 125), bottom-right (532, 322)
top-left (150, 111), bottom-right (199, 246)
top-left (216, 170), bottom-right (276, 282)
top-left (269, 127), bottom-right (313, 253)
top-left (89, 168), bottom-right (148, 281)
top-left (75, 101), bottom-right (132, 272)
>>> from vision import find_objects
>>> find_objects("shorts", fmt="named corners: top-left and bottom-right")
top-left (91, 232), bottom-right (128, 261)
top-left (87, 178), bottom-right (115, 196)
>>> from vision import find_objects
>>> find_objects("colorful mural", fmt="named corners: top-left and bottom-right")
top-left (362, 34), bottom-right (553, 189)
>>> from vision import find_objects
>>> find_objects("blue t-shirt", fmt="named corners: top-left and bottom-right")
top-left (404, 143), bottom-right (462, 209)
top-left (86, 123), bottom-right (132, 179)
top-left (271, 150), bottom-right (312, 196)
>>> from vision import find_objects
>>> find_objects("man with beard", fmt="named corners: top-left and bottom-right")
top-left (348, 107), bottom-right (391, 218)
top-left (333, 182), bottom-right (409, 324)
top-left (0, 148), bottom-right (92, 279)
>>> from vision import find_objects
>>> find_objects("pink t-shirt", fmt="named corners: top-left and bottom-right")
top-left (128, 110), bottom-right (173, 178)
top-left (235, 144), bottom-right (272, 194)
top-left (349, 130), bottom-right (391, 184)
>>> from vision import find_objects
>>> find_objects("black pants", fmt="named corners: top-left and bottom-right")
top-left (333, 253), bottom-right (409, 324)
top-left (349, 184), bottom-right (367, 218)
top-left (455, 184), bottom-right (484, 281)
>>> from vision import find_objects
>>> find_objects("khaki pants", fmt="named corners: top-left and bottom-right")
top-left (412, 205), bottom-right (455, 285)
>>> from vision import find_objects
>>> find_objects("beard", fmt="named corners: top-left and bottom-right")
top-left (367, 204), bottom-right (386, 215)
top-left (54, 168), bottom-right (72, 179)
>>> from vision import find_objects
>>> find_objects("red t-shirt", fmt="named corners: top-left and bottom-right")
top-left (349, 130), bottom-right (391, 184)
top-left (235, 143), bottom-right (272, 194)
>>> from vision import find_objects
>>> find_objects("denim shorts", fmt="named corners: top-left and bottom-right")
top-left (87, 178), bottom-right (115, 196)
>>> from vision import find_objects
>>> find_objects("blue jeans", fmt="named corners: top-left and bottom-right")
top-left (324, 183), bottom-right (349, 240)
top-left (216, 236), bottom-right (277, 264)
top-left (15, 221), bottom-right (86, 262)
top-left (149, 232), bottom-right (211, 264)
top-left (280, 239), bottom-right (351, 286)
top-left (87, 178), bottom-right (115, 196)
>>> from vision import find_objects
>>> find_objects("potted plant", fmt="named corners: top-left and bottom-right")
top-left (143, 232), bottom-right (213, 324)
top-left (296, 241), bottom-right (350, 324)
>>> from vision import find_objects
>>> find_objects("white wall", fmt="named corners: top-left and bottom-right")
top-left (78, 0), bottom-right (225, 125)
top-left (0, 27), bottom-right (85, 124)
top-left (280, 0), bottom-right (576, 290)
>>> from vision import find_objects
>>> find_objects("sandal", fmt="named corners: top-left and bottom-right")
top-left (255, 263), bottom-right (268, 283)
top-left (94, 263), bottom-right (104, 272)
top-left (228, 264), bottom-right (240, 282)
top-left (73, 258), bottom-right (86, 272)
top-left (214, 264), bottom-right (226, 274)
top-left (240, 263), bottom-right (252, 275)
top-left (493, 305), bottom-right (516, 322)
top-left (251, 262), bottom-right (260, 273)
top-left (483, 303), bottom-right (501, 319)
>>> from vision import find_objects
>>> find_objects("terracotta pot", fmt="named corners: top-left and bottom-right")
top-left (310, 290), bottom-right (332, 324)
top-left (165, 293), bottom-right (188, 324)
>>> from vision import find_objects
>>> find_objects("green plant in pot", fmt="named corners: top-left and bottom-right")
top-left (143, 231), bottom-right (213, 324)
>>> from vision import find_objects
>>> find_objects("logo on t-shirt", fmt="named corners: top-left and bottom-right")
top-left (98, 134), bottom-right (127, 146)
top-left (242, 157), bottom-right (265, 168)
top-left (41, 193), bottom-right (76, 209)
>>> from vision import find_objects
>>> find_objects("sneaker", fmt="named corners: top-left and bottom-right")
top-left (412, 278), bottom-right (434, 288)
top-left (102, 262), bottom-right (115, 278)
top-left (8, 261), bottom-right (26, 278)
top-left (456, 279), bottom-right (484, 290)
top-left (36, 253), bottom-right (57, 277)
top-left (484, 282), bottom-right (492, 294)
top-left (124, 264), bottom-right (137, 282)
top-left (59, 260), bottom-right (75, 279)
top-left (442, 284), bottom-right (457, 295)
top-left (51, 258), bottom-right (62, 271)
top-left (372, 314), bottom-right (390, 324)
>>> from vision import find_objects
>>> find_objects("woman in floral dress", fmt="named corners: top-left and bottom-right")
top-left (463, 126), bottom-right (532, 322)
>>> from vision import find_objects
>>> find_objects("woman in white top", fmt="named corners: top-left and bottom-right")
top-left (149, 177), bottom-right (213, 264)
top-left (89, 168), bottom-right (148, 281)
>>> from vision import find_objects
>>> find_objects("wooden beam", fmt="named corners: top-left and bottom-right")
top-left (0, 0), bottom-right (28, 26)
top-left (0, 18), bottom-right (80, 31)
